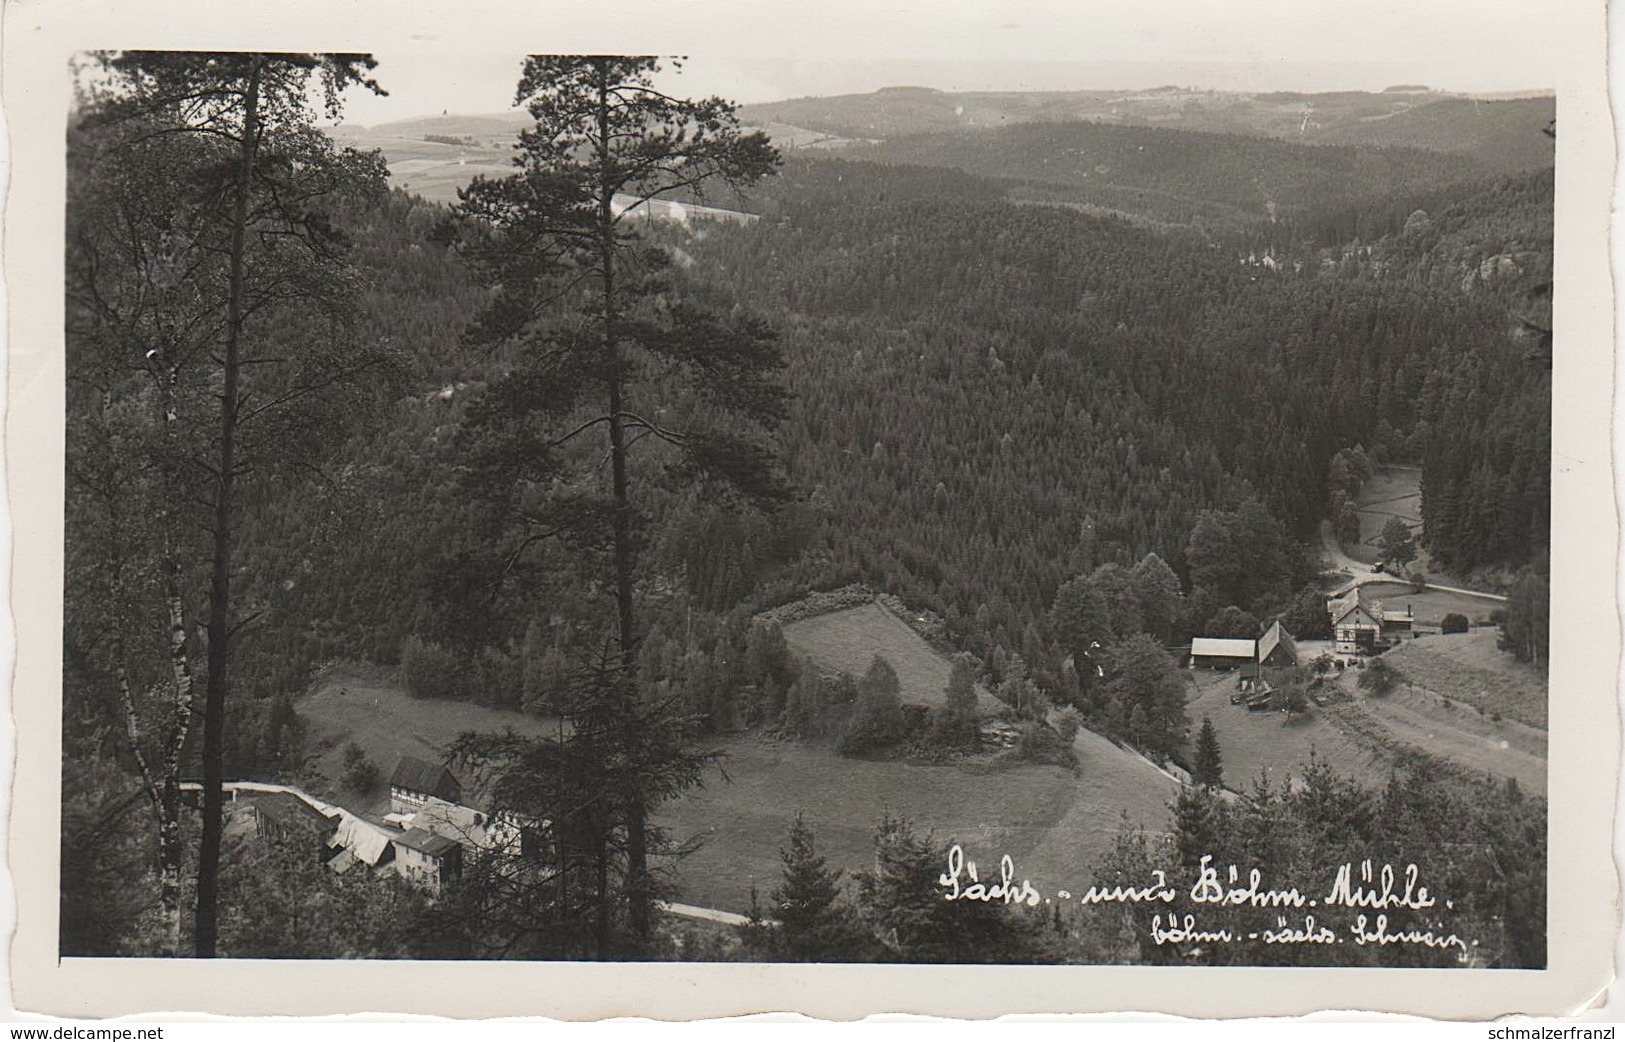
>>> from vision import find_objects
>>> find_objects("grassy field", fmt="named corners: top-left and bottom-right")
top-left (782, 602), bottom-right (1004, 714)
top-left (1352, 679), bottom-right (1547, 795)
top-left (1183, 667), bottom-right (1395, 791)
top-left (1348, 466), bottom-right (1423, 565)
top-left (658, 732), bottom-right (1177, 913)
top-left (297, 667), bottom-right (563, 816)
top-left (1380, 630), bottom-right (1549, 728)
top-left (1359, 582), bottom-right (1503, 628)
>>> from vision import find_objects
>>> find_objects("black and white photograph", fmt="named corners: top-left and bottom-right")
top-left (7, 0), bottom-right (1618, 1021)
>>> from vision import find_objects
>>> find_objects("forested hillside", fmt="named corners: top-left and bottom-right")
top-left (840, 122), bottom-right (1482, 233)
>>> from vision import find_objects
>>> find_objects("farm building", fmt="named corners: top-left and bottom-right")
top-left (326, 808), bottom-right (400, 875)
top-left (1379, 603), bottom-right (1415, 639)
top-left (1257, 620), bottom-right (1299, 667)
top-left (1329, 591), bottom-right (1384, 655)
top-left (390, 756), bottom-right (463, 816)
top-left (254, 791), bottom-right (337, 858)
top-left (1190, 637), bottom-right (1256, 669)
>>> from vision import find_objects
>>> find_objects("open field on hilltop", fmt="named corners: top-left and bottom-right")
top-left (658, 731), bottom-right (1178, 913)
top-left (1380, 630), bottom-right (1548, 728)
top-left (1347, 466), bottom-right (1422, 564)
top-left (1359, 582), bottom-right (1503, 627)
top-left (1183, 666), bottom-right (1395, 791)
top-left (297, 668), bottom-right (563, 816)
top-left (782, 602), bottom-right (1004, 714)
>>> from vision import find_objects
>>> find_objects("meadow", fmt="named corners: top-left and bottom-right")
top-left (782, 602), bottom-right (1005, 714)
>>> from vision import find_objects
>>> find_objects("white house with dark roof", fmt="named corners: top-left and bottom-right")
top-left (1329, 591), bottom-right (1384, 655)
top-left (391, 827), bottom-right (463, 895)
top-left (389, 756), bottom-right (463, 817)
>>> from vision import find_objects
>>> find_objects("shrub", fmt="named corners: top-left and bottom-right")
top-left (1357, 657), bottom-right (1402, 697)
top-left (340, 742), bottom-right (379, 794)
top-left (471, 646), bottom-right (522, 710)
top-left (1054, 706), bottom-right (1081, 746)
top-left (1441, 613), bottom-right (1470, 635)
top-left (839, 656), bottom-right (906, 754)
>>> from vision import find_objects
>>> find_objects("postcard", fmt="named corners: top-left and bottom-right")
top-left (5, 0), bottom-right (1616, 1021)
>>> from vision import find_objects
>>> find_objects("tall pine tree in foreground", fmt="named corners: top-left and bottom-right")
top-left (450, 56), bottom-right (782, 952)
top-left (68, 51), bottom-right (387, 956)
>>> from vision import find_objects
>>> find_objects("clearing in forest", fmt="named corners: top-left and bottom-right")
top-left (781, 601), bottom-right (1004, 714)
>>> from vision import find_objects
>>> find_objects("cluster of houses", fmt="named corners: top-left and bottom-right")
top-left (240, 755), bottom-right (539, 897)
top-left (1187, 588), bottom-right (1419, 675)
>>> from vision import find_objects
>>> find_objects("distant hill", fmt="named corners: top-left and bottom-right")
top-left (331, 112), bottom-right (531, 148)
top-left (838, 121), bottom-right (1482, 231)
top-left (332, 92), bottom-right (1551, 212)
top-left (738, 85), bottom-right (1554, 152)
top-left (1310, 96), bottom-right (1554, 174)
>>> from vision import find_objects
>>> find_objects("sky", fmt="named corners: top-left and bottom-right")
top-left (325, 0), bottom-right (1563, 127)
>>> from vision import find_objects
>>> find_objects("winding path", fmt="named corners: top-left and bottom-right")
top-left (1319, 522), bottom-right (1506, 603)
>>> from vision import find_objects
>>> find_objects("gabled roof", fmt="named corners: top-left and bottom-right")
top-left (256, 790), bottom-right (337, 831)
top-left (1329, 588), bottom-right (1384, 627)
top-left (390, 756), bottom-right (462, 802)
top-left (330, 810), bottom-right (399, 866)
top-left (1190, 637), bottom-right (1256, 659)
top-left (413, 796), bottom-right (490, 846)
top-left (1258, 620), bottom-right (1298, 664)
top-left (395, 827), bottom-right (460, 858)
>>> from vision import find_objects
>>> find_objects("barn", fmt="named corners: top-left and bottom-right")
top-left (1257, 620), bottom-right (1299, 668)
top-left (1190, 637), bottom-right (1257, 669)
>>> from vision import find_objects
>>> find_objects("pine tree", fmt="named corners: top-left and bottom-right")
top-left (70, 50), bottom-right (387, 956)
top-left (1193, 715), bottom-right (1224, 790)
top-left (771, 813), bottom-right (861, 961)
top-left (854, 814), bottom-right (1055, 964)
top-left (450, 56), bottom-right (781, 948)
